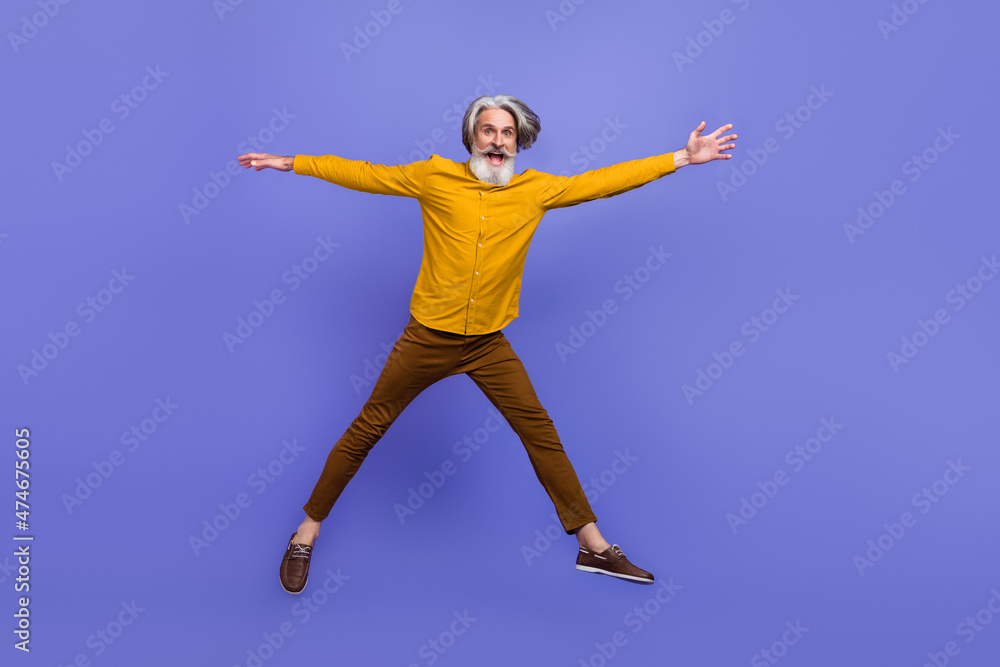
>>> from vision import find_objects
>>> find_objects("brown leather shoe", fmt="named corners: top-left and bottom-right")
top-left (576, 544), bottom-right (654, 584)
top-left (279, 533), bottom-right (313, 594)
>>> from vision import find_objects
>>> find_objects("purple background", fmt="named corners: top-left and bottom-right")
top-left (4, 1), bottom-right (998, 665)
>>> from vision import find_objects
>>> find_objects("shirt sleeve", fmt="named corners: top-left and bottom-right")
top-left (293, 154), bottom-right (428, 198)
top-left (536, 153), bottom-right (676, 210)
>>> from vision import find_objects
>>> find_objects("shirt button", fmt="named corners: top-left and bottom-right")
top-left (470, 298), bottom-right (474, 302)
top-left (475, 271), bottom-right (479, 275)
top-left (481, 216), bottom-right (485, 220)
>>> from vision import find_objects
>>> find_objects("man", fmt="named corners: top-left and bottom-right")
top-left (238, 94), bottom-right (736, 593)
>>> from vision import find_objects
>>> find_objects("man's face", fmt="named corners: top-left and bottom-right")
top-left (474, 108), bottom-right (517, 162)
top-left (469, 108), bottom-right (517, 186)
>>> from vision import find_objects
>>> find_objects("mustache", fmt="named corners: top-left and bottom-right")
top-left (473, 144), bottom-right (515, 158)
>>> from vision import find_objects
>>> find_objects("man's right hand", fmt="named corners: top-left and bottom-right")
top-left (237, 153), bottom-right (294, 172)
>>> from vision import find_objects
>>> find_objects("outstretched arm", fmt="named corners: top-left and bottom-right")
top-left (539, 120), bottom-right (738, 210)
top-left (672, 122), bottom-right (737, 168)
top-left (237, 152), bottom-right (294, 171)
top-left (237, 152), bottom-right (427, 198)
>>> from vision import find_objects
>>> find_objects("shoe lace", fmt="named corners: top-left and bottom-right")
top-left (290, 544), bottom-right (312, 559)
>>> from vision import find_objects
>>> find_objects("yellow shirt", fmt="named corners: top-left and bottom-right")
top-left (293, 152), bottom-right (676, 334)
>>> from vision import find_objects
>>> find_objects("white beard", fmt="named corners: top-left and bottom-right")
top-left (469, 144), bottom-right (515, 186)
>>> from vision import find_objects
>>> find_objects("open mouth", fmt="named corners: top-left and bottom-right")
top-left (487, 152), bottom-right (505, 166)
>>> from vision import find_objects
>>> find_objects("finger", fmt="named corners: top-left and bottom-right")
top-left (238, 154), bottom-right (266, 168)
top-left (719, 133), bottom-right (737, 143)
top-left (708, 124), bottom-right (734, 139)
top-left (238, 153), bottom-right (272, 167)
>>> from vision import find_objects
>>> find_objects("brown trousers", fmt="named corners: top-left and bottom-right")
top-left (303, 316), bottom-right (597, 533)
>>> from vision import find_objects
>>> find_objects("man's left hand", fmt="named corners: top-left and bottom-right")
top-left (673, 121), bottom-right (737, 168)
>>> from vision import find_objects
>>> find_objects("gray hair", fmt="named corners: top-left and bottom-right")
top-left (461, 94), bottom-right (541, 154)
